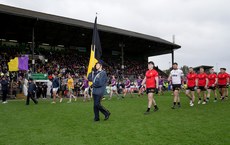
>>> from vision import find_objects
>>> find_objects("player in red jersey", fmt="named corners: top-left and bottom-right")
top-left (186, 67), bottom-right (196, 107)
top-left (223, 69), bottom-right (229, 99)
top-left (207, 68), bottom-right (218, 102)
top-left (141, 61), bottom-right (159, 114)
top-left (196, 67), bottom-right (208, 104)
top-left (217, 68), bottom-right (229, 100)
top-left (227, 73), bottom-right (230, 99)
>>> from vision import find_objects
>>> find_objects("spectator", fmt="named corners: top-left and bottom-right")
top-left (1, 76), bottom-right (9, 104)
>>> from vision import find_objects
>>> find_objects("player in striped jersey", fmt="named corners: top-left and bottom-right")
top-left (136, 76), bottom-right (144, 96)
top-left (123, 77), bottom-right (133, 97)
top-left (109, 75), bottom-right (120, 100)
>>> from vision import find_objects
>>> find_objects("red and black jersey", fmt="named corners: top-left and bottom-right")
top-left (145, 69), bottom-right (158, 88)
top-left (207, 73), bottom-right (217, 87)
top-left (187, 72), bottom-right (197, 87)
top-left (197, 73), bottom-right (208, 87)
top-left (218, 73), bottom-right (229, 85)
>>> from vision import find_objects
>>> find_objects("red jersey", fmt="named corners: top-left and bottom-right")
top-left (207, 73), bottom-right (217, 87)
top-left (218, 73), bottom-right (229, 85)
top-left (197, 73), bottom-right (207, 86)
top-left (145, 69), bottom-right (158, 88)
top-left (187, 72), bottom-right (197, 87)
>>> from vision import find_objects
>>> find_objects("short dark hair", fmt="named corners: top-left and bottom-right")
top-left (220, 68), bottom-right (226, 71)
top-left (173, 62), bottom-right (178, 65)
top-left (96, 60), bottom-right (103, 65)
top-left (148, 61), bottom-right (154, 65)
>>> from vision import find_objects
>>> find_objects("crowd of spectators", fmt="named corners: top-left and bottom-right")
top-left (0, 44), bottom-right (168, 99)
top-left (0, 45), bottom-right (149, 79)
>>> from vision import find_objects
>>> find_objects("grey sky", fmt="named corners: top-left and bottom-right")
top-left (0, 0), bottom-right (229, 71)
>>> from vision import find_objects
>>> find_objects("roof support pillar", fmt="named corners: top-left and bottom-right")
top-left (32, 26), bottom-right (35, 73)
top-left (119, 43), bottom-right (125, 75)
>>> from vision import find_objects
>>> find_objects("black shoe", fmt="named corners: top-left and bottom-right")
top-left (104, 112), bottom-right (111, 121)
top-left (94, 119), bottom-right (100, 122)
top-left (144, 111), bottom-right (150, 115)
top-left (178, 105), bottom-right (181, 108)
top-left (171, 105), bottom-right (176, 109)
top-left (154, 107), bottom-right (159, 112)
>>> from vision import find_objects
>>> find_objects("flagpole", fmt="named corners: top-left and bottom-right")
top-left (92, 44), bottom-right (95, 81)
top-left (92, 14), bottom-right (97, 80)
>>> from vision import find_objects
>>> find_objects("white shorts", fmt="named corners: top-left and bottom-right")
top-left (84, 87), bottom-right (89, 92)
top-left (53, 88), bottom-right (59, 92)
top-left (111, 86), bottom-right (117, 91)
top-left (125, 87), bottom-right (131, 92)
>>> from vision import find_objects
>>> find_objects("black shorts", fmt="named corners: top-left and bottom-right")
top-left (138, 85), bottom-right (142, 90)
top-left (208, 86), bottom-right (216, 90)
top-left (197, 86), bottom-right (206, 91)
top-left (218, 85), bottom-right (227, 88)
top-left (186, 86), bottom-right (195, 91)
top-left (172, 84), bottom-right (181, 91)
top-left (146, 88), bottom-right (155, 94)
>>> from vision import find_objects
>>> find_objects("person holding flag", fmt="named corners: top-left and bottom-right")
top-left (87, 17), bottom-right (110, 121)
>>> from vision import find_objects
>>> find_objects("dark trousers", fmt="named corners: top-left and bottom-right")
top-left (36, 91), bottom-right (41, 99)
top-left (93, 94), bottom-right (110, 120)
top-left (26, 92), bottom-right (38, 105)
top-left (42, 91), bottom-right (47, 98)
top-left (2, 90), bottom-right (7, 102)
top-left (13, 90), bottom-right (17, 97)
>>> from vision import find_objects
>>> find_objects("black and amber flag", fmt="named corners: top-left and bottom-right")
top-left (87, 17), bottom-right (102, 83)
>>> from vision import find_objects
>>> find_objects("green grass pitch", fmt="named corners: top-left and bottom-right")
top-left (0, 91), bottom-right (229, 145)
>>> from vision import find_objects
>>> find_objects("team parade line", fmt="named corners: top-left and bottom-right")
top-left (1, 62), bottom-right (229, 120)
